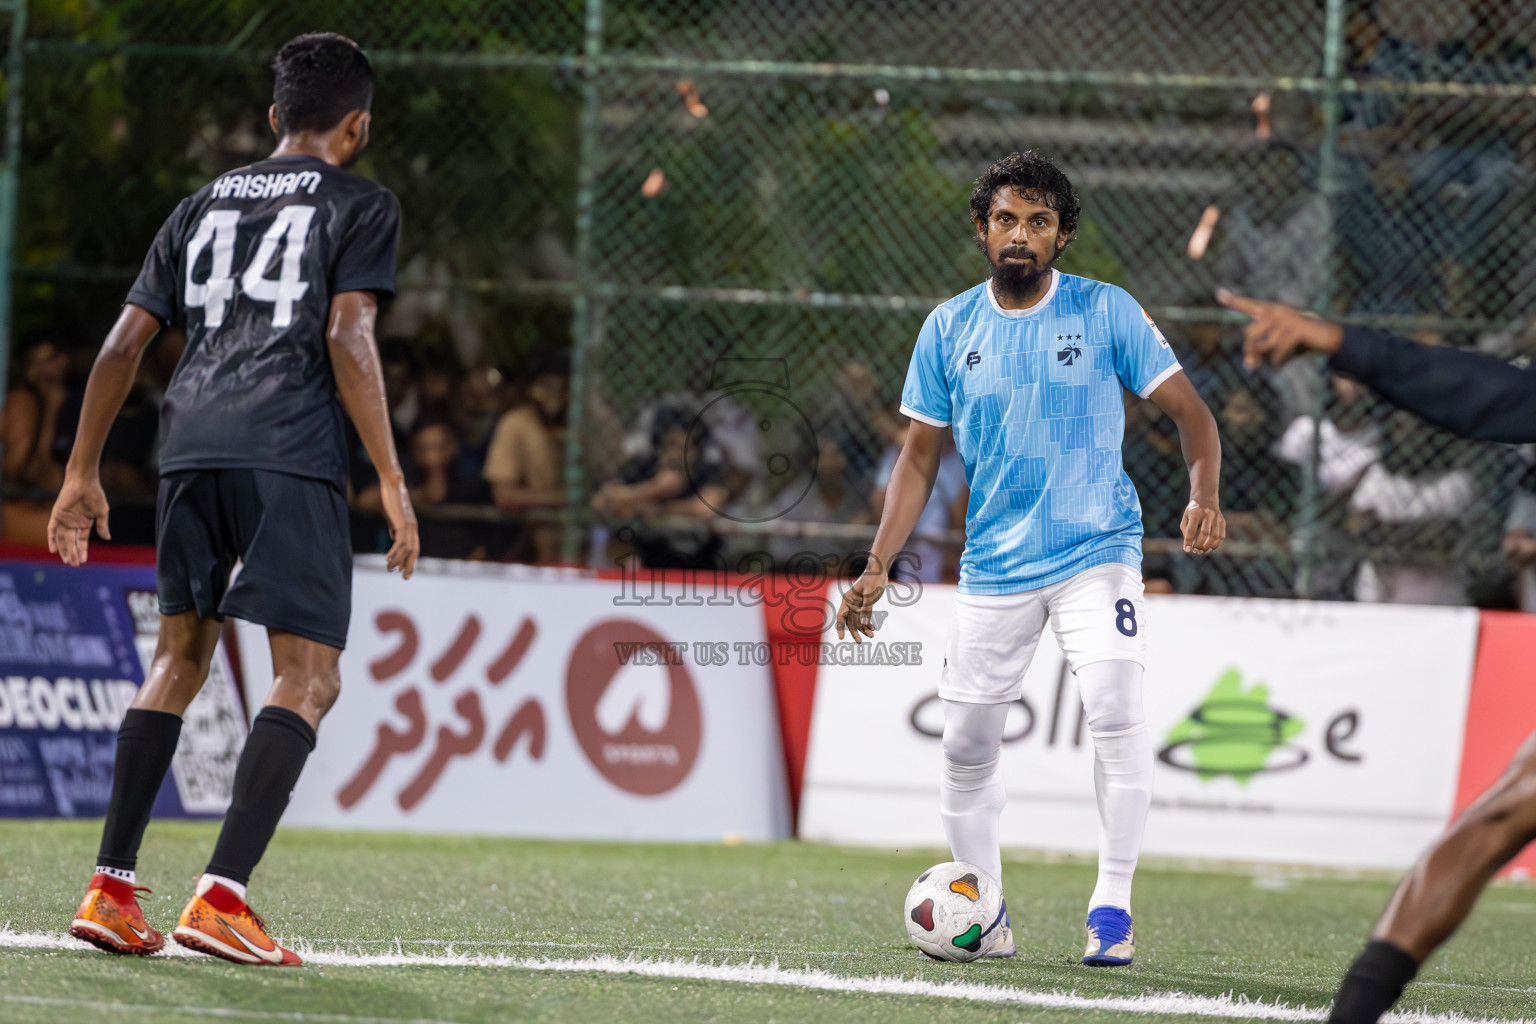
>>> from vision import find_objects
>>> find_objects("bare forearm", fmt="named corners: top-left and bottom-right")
top-left (67, 359), bottom-right (137, 476)
top-left (1175, 406), bottom-right (1221, 506)
top-left (328, 300), bottom-right (402, 490)
top-left (869, 455), bottom-right (937, 569)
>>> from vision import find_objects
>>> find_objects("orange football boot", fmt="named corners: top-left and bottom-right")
top-left (69, 872), bottom-right (165, 955)
top-left (172, 881), bottom-right (302, 966)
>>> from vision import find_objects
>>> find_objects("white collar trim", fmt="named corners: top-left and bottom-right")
top-left (986, 268), bottom-right (1059, 317)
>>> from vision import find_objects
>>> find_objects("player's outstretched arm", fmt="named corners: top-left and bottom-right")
top-left (328, 291), bottom-right (419, 579)
top-left (1147, 370), bottom-right (1225, 555)
top-left (834, 419), bottom-right (944, 643)
top-left (1221, 289), bottom-right (1536, 444)
top-left (48, 305), bottom-right (162, 567)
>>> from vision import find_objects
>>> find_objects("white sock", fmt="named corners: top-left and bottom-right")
top-left (1076, 660), bottom-right (1153, 914)
top-left (938, 699), bottom-right (1010, 886)
top-left (95, 865), bottom-right (135, 884)
top-left (197, 872), bottom-right (248, 903)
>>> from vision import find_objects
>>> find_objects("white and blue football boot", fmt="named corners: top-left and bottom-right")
top-left (981, 898), bottom-right (1015, 958)
top-left (1082, 906), bottom-right (1134, 966)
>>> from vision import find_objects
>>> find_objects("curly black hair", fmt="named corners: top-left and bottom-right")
top-left (272, 33), bottom-right (374, 135)
top-left (968, 150), bottom-right (1081, 244)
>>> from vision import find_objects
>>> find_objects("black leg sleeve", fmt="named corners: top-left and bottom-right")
top-left (96, 709), bottom-right (183, 871)
top-left (205, 706), bottom-right (316, 886)
top-left (1328, 940), bottom-right (1419, 1024)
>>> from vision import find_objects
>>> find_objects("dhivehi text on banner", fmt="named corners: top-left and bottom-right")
top-left (238, 561), bottom-right (791, 841)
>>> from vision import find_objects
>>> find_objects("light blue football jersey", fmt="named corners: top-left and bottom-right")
top-left (899, 270), bottom-right (1182, 594)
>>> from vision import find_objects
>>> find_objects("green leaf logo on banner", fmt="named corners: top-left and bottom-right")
top-left (1160, 668), bottom-right (1307, 784)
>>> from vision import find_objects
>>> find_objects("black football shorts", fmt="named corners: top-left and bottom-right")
top-left (155, 468), bottom-right (352, 650)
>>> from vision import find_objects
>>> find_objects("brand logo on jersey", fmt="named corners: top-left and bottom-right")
top-left (965, 351), bottom-right (981, 369)
top-left (1142, 308), bottom-right (1171, 350)
top-left (1056, 344), bottom-right (1083, 366)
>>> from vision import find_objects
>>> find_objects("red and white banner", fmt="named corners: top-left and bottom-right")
top-left (236, 561), bottom-right (791, 841)
top-left (799, 586), bottom-right (1481, 869)
top-left (1455, 612), bottom-right (1536, 877)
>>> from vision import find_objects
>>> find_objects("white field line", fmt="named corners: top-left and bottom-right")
top-left (75, 934), bottom-right (1536, 997)
top-left (304, 936), bottom-right (868, 956)
top-left (0, 930), bottom-right (1530, 1024)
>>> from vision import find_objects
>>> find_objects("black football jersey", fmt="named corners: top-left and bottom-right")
top-left (127, 153), bottom-right (400, 487)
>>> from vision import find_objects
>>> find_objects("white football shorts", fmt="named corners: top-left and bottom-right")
top-left (938, 563), bottom-right (1147, 704)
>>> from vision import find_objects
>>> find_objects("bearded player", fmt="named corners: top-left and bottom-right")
top-left (835, 151), bottom-right (1224, 965)
top-left (58, 33), bottom-right (418, 965)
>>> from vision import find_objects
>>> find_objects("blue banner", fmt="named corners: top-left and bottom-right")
top-left (0, 561), bottom-right (240, 818)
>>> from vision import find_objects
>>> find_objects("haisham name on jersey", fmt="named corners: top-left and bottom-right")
top-left (209, 170), bottom-right (323, 201)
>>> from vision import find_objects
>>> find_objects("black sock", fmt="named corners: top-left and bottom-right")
top-left (205, 706), bottom-right (316, 886)
top-left (1329, 940), bottom-right (1419, 1024)
top-left (97, 709), bottom-right (183, 871)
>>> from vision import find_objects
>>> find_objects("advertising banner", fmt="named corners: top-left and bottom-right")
top-left (1454, 611), bottom-right (1536, 878)
top-left (800, 587), bottom-right (1480, 869)
top-left (239, 562), bottom-right (791, 841)
top-left (0, 561), bottom-right (242, 818)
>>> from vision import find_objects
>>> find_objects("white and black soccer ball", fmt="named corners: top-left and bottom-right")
top-left (903, 861), bottom-right (1005, 962)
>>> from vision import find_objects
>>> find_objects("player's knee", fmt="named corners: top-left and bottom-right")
top-left (941, 724), bottom-right (999, 767)
top-left (940, 698), bottom-right (1008, 766)
top-left (148, 648), bottom-right (205, 685)
top-left (933, 733), bottom-right (995, 764)
top-left (308, 666), bottom-right (342, 717)
top-left (1076, 659), bottom-right (1146, 735)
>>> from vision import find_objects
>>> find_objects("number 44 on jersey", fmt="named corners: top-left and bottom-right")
top-left (184, 206), bottom-right (315, 329)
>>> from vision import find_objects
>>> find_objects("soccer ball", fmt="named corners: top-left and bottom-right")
top-left (903, 861), bottom-right (1006, 962)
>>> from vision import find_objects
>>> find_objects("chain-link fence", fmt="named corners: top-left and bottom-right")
top-left (7, 0), bottom-right (1536, 604)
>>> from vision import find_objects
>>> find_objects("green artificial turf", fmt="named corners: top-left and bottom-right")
top-left (1, 821), bottom-right (1533, 1023)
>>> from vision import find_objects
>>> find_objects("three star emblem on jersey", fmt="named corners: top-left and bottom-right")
top-left (1055, 333), bottom-right (1084, 365)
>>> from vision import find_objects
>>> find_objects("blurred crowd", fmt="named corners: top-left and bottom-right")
top-left (4, 312), bottom-right (1536, 612)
